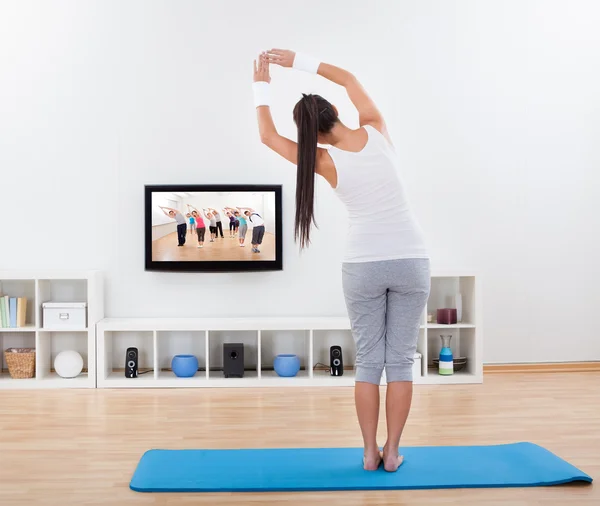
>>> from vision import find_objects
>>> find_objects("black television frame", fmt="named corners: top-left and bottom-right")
top-left (145, 184), bottom-right (283, 272)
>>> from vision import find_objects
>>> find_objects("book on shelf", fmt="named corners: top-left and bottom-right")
top-left (9, 298), bottom-right (17, 327)
top-left (0, 295), bottom-right (28, 328)
top-left (0, 295), bottom-right (7, 327)
top-left (17, 297), bottom-right (27, 327)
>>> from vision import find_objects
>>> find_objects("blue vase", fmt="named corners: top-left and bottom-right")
top-left (273, 354), bottom-right (301, 377)
top-left (439, 335), bottom-right (453, 375)
top-left (171, 355), bottom-right (198, 378)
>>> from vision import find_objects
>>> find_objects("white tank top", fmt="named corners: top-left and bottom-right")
top-left (328, 125), bottom-right (429, 263)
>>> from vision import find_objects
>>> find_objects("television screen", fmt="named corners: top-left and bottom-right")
top-left (145, 185), bottom-right (282, 272)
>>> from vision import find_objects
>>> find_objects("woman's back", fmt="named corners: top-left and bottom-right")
top-left (329, 125), bottom-right (428, 263)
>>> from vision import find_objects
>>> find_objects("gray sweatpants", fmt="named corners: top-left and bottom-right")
top-left (342, 258), bottom-right (430, 384)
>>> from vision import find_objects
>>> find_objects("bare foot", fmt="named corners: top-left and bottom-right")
top-left (362, 451), bottom-right (382, 471)
top-left (382, 445), bottom-right (404, 472)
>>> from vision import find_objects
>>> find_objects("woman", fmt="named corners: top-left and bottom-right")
top-left (226, 211), bottom-right (237, 238)
top-left (239, 207), bottom-right (265, 254)
top-left (186, 213), bottom-right (196, 236)
top-left (254, 49), bottom-right (430, 472)
top-left (227, 207), bottom-right (247, 247)
top-left (187, 204), bottom-right (206, 248)
top-left (159, 206), bottom-right (186, 246)
top-left (203, 210), bottom-right (217, 242)
top-left (208, 208), bottom-right (224, 238)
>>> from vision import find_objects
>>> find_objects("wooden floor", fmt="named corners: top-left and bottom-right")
top-left (0, 373), bottom-right (596, 505)
top-left (152, 230), bottom-right (276, 261)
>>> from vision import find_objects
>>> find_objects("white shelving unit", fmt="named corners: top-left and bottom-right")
top-left (0, 271), bottom-right (103, 389)
top-left (422, 273), bottom-right (482, 384)
top-left (96, 273), bottom-right (481, 388)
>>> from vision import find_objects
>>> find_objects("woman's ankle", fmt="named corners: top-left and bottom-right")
top-left (364, 444), bottom-right (380, 456)
top-left (383, 441), bottom-right (400, 455)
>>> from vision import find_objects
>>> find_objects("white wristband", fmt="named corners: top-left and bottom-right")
top-left (252, 81), bottom-right (271, 108)
top-left (293, 52), bottom-right (321, 74)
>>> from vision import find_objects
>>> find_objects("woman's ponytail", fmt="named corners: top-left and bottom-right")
top-left (292, 93), bottom-right (338, 249)
top-left (294, 94), bottom-right (319, 249)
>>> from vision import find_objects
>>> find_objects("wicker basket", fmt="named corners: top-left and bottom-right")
top-left (4, 348), bottom-right (36, 379)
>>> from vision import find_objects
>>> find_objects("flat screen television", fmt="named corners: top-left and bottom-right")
top-left (145, 184), bottom-right (283, 272)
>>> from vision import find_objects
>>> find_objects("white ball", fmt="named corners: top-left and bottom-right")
top-left (54, 350), bottom-right (84, 378)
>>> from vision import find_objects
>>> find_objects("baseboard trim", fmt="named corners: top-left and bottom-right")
top-left (484, 362), bottom-right (600, 373)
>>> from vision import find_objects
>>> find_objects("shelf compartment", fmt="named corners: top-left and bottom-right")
top-left (259, 329), bottom-right (310, 378)
top-left (36, 330), bottom-right (89, 381)
top-left (103, 331), bottom-right (155, 379)
top-left (312, 329), bottom-right (355, 375)
top-left (0, 279), bottom-right (36, 328)
top-left (427, 276), bottom-right (475, 325)
top-left (1, 331), bottom-right (36, 378)
top-left (38, 279), bottom-right (88, 330)
top-left (157, 330), bottom-right (207, 380)
top-left (427, 327), bottom-right (477, 376)
top-left (208, 330), bottom-right (258, 379)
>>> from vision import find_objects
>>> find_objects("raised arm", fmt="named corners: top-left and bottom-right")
top-left (252, 53), bottom-right (331, 171)
top-left (159, 206), bottom-right (176, 217)
top-left (266, 49), bottom-right (387, 135)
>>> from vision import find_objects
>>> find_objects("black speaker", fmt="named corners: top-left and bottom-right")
top-left (125, 347), bottom-right (138, 378)
top-left (223, 343), bottom-right (244, 378)
top-left (330, 345), bottom-right (343, 376)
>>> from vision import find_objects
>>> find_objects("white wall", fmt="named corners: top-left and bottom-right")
top-left (0, 0), bottom-right (599, 363)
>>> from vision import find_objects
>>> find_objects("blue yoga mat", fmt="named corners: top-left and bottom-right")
top-left (130, 442), bottom-right (592, 493)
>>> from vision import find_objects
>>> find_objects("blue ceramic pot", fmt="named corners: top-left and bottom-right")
top-left (171, 355), bottom-right (198, 378)
top-left (273, 354), bottom-right (301, 377)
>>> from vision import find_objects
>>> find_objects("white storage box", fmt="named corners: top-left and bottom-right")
top-left (42, 302), bottom-right (87, 329)
top-left (412, 352), bottom-right (422, 379)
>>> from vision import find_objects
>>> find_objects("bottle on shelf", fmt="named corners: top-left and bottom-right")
top-left (438, 334), bottom-right (453, 375)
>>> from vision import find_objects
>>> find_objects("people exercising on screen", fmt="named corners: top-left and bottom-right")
top-left (186, 213), bottom-right (196, 236)
top-left (252, 49), bottom-right (429, 472)
top-left (159, 206), bottom-right (186, 246)
top-left (187, 204), bottom-right (206, 248)
top-left (239, 207), bottom-right (265, 253)
top-left (226, 211), bottom-right (237, 238)
top-left (226, 207), bottom-right (248, 247)
top-left (207, 208), bottom-right (224, 238)
top-left (234, 213), bottom-right (240, 235)
top-left (203, 209), bottom-right (217, 242)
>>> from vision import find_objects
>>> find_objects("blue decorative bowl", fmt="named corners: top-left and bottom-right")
top-left (171, 355), bottom-right (198, 378)
top-left (273, 354), bottom-right (301, 377)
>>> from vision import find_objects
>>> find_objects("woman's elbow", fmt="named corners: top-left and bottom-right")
top-left (260, 132), bottom-right (276, 146)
